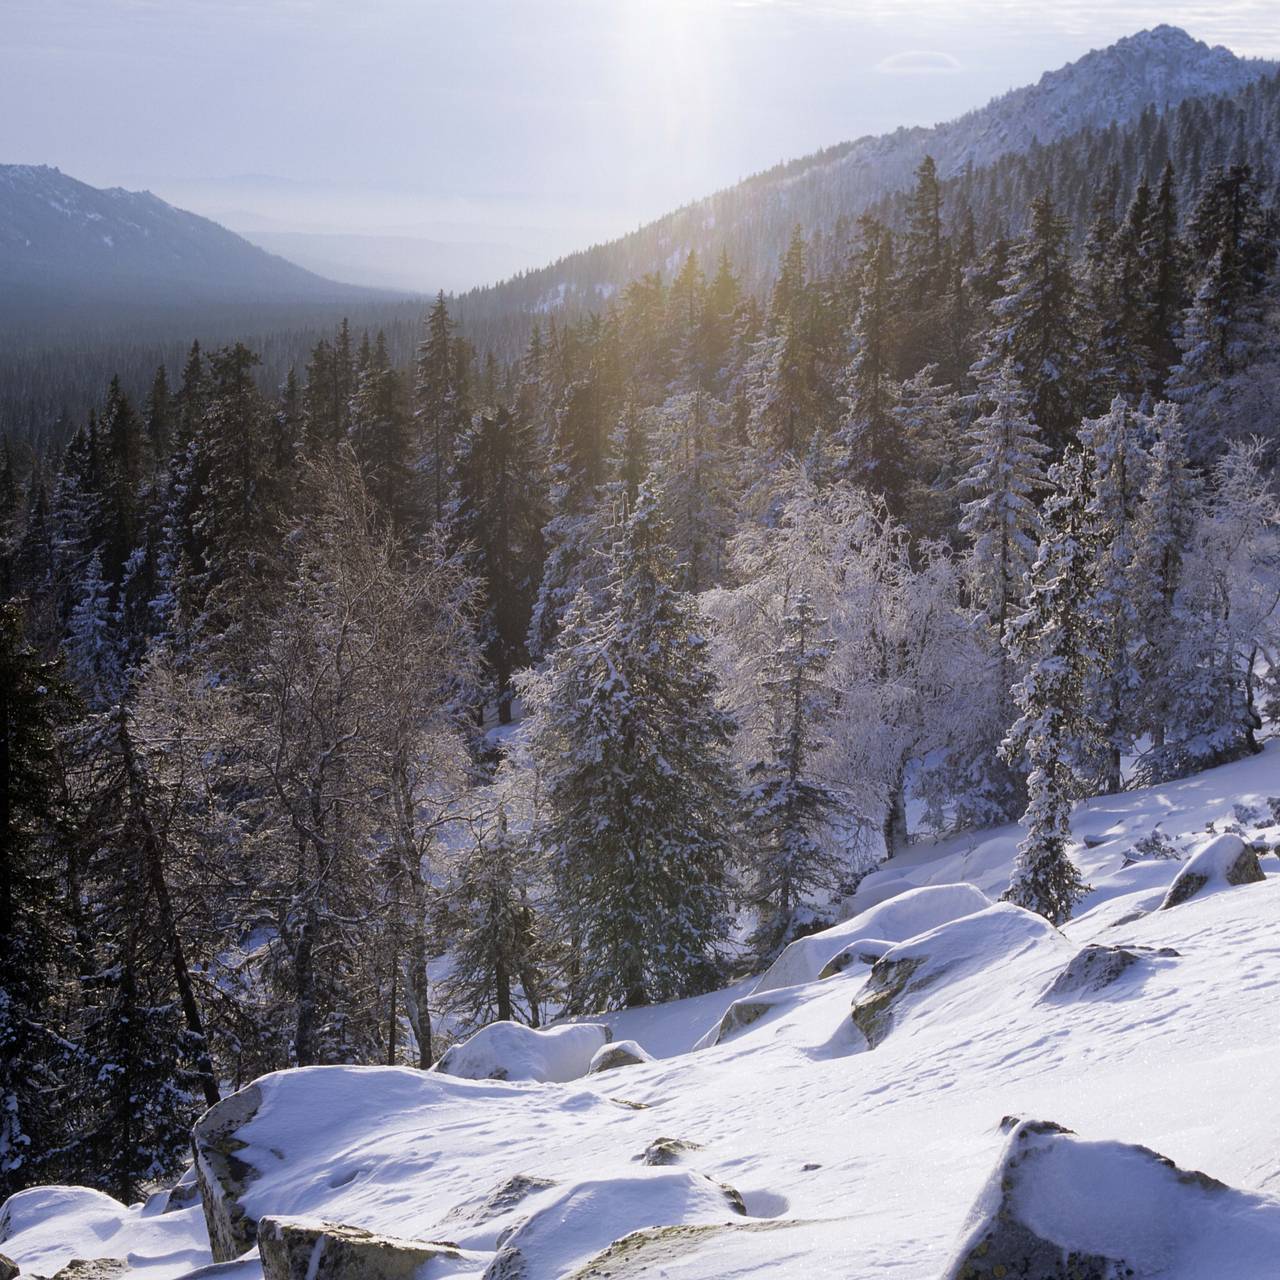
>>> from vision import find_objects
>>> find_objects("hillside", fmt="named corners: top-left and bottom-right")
top-left (454, 25), bottom-right (1274, 343)
top-left (0, 165), bottom-right (384, 332)
top-left (5, 744), bottom-right (1279, 1279)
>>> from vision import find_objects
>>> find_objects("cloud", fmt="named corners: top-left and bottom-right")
top-left (874, 48), bottom-right (963, 73)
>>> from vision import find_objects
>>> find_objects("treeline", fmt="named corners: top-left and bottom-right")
top-left (2, 154), bottom-right (1279, 1203)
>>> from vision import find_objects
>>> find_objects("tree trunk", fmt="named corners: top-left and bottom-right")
top-left (882, 768), bottom-right (909, 858)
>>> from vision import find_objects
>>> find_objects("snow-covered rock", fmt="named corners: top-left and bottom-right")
top-left (256, 1217), bottom-right (464, 1280)
top-left (588, 1039), bottom-right (653, 1073)
top-left (1040, 942), bottom-right (1178, 1002)
top-left (1160, 833), bottom-right (1266, 909)
top-left (193, 1083), bottom-right (267, 1261)
top-left (752, 883), bottom-right (992, 994)
top-left (481, 1171), bottom-right (745, 1280)
top-left (434, 1020), bottom-right (611, 1083)
top-left (850, 903), bottom-right (1063, 1048)
top-left (942, 1117), bottom-right (1280, 1279)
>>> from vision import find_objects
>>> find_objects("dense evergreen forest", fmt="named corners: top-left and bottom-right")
top-left (2, 110), bottom-right (1279, 1207)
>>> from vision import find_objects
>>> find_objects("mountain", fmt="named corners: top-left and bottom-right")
top-left (0, 165), bottom-right (388, 332)
top-left (454, 26), bottom-right (1275, 341)
top-left (6, 742), bottom-right (1280, 1277)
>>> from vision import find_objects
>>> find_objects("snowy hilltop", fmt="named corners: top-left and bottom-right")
top-left (5, 743), bottom-right (1280, 1279)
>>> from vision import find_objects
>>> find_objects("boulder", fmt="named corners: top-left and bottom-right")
top-left (442, 1175), bottom-right (557, 1230)
top-left (479, 1171), bottom-right (746, 1280)
top-left (816, 938), bottom-right (892, 979)
top-left (49, 1262), bottom-right (128, 1280)
top-left (257, 1218), bottom-right (460, 1280)
top-left (850, 904), bottom-right (1062, 1048)
top-left (753, 884), bottom-right (992, 994)
top-left (1040, 943), bottom-right (1178, 1002)
top-left (942, 1117), bottom-right (1280, 1279)
top-left (703, 988), bottom-right (795, 1046)
top-left (1160, 834), bottom-right (1265, 909)
top-left (433, 1021), bottom-right (611, 1084)
top-left (0, 1253), bottom-right (17, 1280)
top-left (192, 1082), bottom-right (266, 1262)
top-left (640, 1137), bottom-right (703, 1167)
top-left (588, 1039), bottom-right (653, 1073)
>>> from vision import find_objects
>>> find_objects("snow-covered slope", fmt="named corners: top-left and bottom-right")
top-left (6, 743), bottom-right (1279, 1279)
top-left (455, 26), bottom-right (1275, 328)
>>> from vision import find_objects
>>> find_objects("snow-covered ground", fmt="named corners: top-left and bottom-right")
top-left (6, 743), bottom-right (1280, 1279)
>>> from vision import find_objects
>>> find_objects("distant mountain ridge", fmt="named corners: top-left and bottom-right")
top-left (454, 26), bottom-right (1276, 340)
top-left (0, 164), bottom-right (383, 330)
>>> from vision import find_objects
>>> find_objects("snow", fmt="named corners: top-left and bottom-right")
top-left (752, 882), bottom-right (992, 994)
top-left (7, 742), bottom-right (1280, 1278)
top-left (433, 1020), bottom-right (610, 1083)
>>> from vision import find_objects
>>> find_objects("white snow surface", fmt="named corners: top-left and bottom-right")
top-left (433, 1019), bottom-right (610, 1083)
top-left (6, 743), bottom-right (1280, 1279)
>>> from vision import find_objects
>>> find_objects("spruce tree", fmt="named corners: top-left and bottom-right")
top-left (742, 591), bottom-right (843, 960)
top-left (974, 191), bottom-right (1080, 452)
top-left (1001, 450), bottom-right (1096, 924)
top-left (530, 484), bottom-right (737, 1008)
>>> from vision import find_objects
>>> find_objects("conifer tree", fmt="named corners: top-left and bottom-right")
top-left (1001, 450), bottom-right (1096, 924)
top-left (0, 606), bottom-right (79, 1199)
top-left (742, 591), bottom-right (843, 960)
top-left (416, 292), bottom-right (462, 524)
top-left (974, 191), bottom-right (1080, 452)
top-left (529, 484), bottom-right (737, 1008)
top-left (349, 331), bottom-right (415, 529)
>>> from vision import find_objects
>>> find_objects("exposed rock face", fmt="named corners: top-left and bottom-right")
top-left (708, 990), bottom-right (793, 1045)
top-left (0, 1253), bottom-right (18, 1280)
top-left (1040, 944), bottom-right (1178, 1001)
top-left (191, 1083), bottom-right (265, 1262)
top-left (256, 1217), bottom-right (460, 1280)
top-left (640, 1138), bottom-right (703, 1167)
top-left (849, 956), bottom-right (928, 1048)
top-left (941, 1118), bottom-right (1243, 1279)
top-left (588, 1040), bottom-right (653, 1073)
top-left (1161, 834), bottom-right (1265, 909)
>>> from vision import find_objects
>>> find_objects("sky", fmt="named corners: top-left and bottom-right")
top-left (5, 0), bottom-right (1280, 290)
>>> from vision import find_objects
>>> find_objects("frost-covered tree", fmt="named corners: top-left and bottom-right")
top-left (741, 591), bottom-right (844, 960)
top-left (1001, 450), bottom-right (1096, 924)
top-left (1078, 396), bottom-right (1148, 793)
top-left (527, 484), bottom-right (737, 1009)
top-left (958, 359), bottom-right (1047, 638)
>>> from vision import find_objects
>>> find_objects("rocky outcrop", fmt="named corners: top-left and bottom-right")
top-left (705, 989), bottom-right (795, 1046)
top-left (588, 1040), bottom-right (653, 1073)
top-left (849, 956), bottom-right (928, 1048)
top-left (443, 1175), bottom-right (557, 1230)
top-left (816, 939), bottom-right (891, 979)
top-left (256, 1217), bottom-right (461, 1280)
top-left (1161, 834), bottom-right (1265, 909)
top-left (0, 1253), bottom-right (18, 1280)
top-left (1040, 943), bottom-right (1178, 1001)
top-left (191, 1083), bottom-right (265, 1262)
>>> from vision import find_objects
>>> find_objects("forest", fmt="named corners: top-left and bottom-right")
top-left (2, 118), bottom-right (1279, 1206)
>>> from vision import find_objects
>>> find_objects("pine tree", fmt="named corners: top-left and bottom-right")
top-left (1001, 450), bottom-right (1096, 924)
top-left (349, 331), bottom-right (415, 529)
top-left (416, 292), bottom-right (462, 524)
top-left (530, 485), bottom-right (737, 1008)
top-left (742, 591), bottom-right (843, 960)
top-left (1141, 162), bottom-right (1186, 393)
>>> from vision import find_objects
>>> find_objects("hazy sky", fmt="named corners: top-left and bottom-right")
top-left (5, 0), bottom-right (1280, 281)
